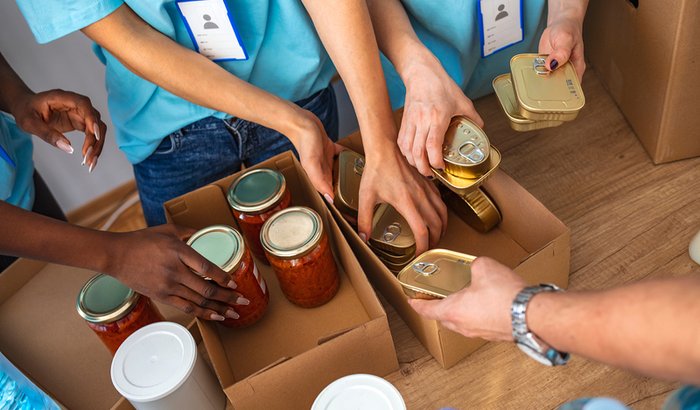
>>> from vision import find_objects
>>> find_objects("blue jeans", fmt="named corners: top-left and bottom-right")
top-left (134, 85), bottom-right (338, 226)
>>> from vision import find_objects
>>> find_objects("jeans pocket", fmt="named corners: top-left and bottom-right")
top-left (152, 132), bottom-right (180, 155)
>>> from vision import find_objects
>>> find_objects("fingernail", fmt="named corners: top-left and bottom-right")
top-left (323, 193), bottom-right (333, 204)
top-left (93, 122), bottom-right (100, 141)
top-left (227, 280), bottom-right (237, 289)
top-left (550, 59), bottom-right (559, 70)
top-left (236, 297), bottom-right (250, 306)
top-left (82, 146), bottom-right (93, 166)
top-left (225, 309), bottom-right (240, 320)
top-left (359, 232), bottom-right (367, 242)
top-left (57, 140), bottom-right (73, 155)
top-left (210, 313), bottom-right (226, 321)
top-left (89, 157), bottom-right (97, 173)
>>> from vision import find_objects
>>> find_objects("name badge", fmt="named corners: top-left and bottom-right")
top-left (478, 0), bottom-right (523, 57)
top-left (176, 0), bottom-right (248, 61)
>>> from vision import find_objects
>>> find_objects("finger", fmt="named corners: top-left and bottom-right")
top-left (395, 202), bottom-right (429, 255)
top-left (398, 117), bottom-right (417, 167)
top-left (178, 269), bottom-right (246, 306)
top-left (424, 182), bottom-right (448, 237)
top-left (309, 165), bottom-right (334, 200)
top-left (333, 142), bottom-right (345, 155)
top-left (178, 244), bottom-right (237, 289)
top-left (412, 123), bottom-right (432, 176)
top-left (425, 120), bottom-right (449, 170)
top-left (460, 101), bottom-right (485, 129)
top-left (408, 297), bottom-right (446, 321)
top-left (88, 119), bottom-right (107, 173)
top-left (356, 184), bottom-right (378, 243)
top-left (169, 224), bottom-right (198, 241)
top-left (164, 295), bottom-right (227, 321)
top-left (571, 44), bottom-right (586, 81)
top-left (175, 283), bottom-right (241, 320)
top-left (416, 193), bottom-right (444, 249)
top-left (23, 116), bottom-right (74, 155)
top-left (545, 33), bottom-right (574, 71)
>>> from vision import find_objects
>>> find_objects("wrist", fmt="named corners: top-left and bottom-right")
top-left (3, 87), bottom-right (33, 118)
top-left (395, 46), bottom-right (442, 85)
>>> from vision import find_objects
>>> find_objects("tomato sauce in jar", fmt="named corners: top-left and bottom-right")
top-left (227, 168), bottom-right (291, 263)
top-left (261, 206), bottom-right (339, 308)
top-left (77, 274), bottom-right (165, 355)
top-left (187, 225), bottom-right (269, 328)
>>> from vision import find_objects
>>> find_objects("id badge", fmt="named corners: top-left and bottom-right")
top-left (478, 0), bottom-right (523, 57)
top-left (176, 0), bottom-right (248, 61)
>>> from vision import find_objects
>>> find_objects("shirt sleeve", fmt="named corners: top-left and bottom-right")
top-left (15, 0), bottom-right (125, 44)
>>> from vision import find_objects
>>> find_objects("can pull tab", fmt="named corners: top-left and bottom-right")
top-left (382, 222), bottom-right (402, 242)
top-left (533, 57), bottom-right (549, 76)
top-left (458, 141), bottom-right (485, 164)
top-left (413, 261), bottom-right (439, 276)
top-left (353, 157), bottom-right (365, 176)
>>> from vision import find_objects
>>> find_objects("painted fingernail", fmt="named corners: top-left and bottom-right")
top-left (210, 313), bottom-right (226, 321)
top-left (89, 157), bottom-right (98, 173)
top-left (323, 193), bottom-right (333, 204)
top-left (82, 146), bottom-right (93, 166)
top-left (57, 140), bottom-right (73, 155)
top-left (550, 59), bottom-right (559, 70)
top-left (236, 297), bottom-right (250, 306)
top-left (359, 232), bottom-right (367, 242)
top-left (227, 280), bottom-right (237, 289)
top-left (225, 309), bottom-right (240, 320)
top-left (93, 122), bottom-right (100, 141)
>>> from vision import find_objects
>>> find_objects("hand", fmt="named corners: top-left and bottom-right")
top-left (539, 12), bottom-right (586, 80)
top-left (399, 53), bottom-right (484, 176)
top-left (408, 257), bottom-right (526, 342)
top-left (10, 89), bottom-right (107, 172)
top-left (104, 224), bottom-right (247, 322)
top-left (358, 145), bottom-right (447, 255)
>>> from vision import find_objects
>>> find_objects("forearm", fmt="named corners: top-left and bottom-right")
top-left (0, 201), bottom-right (114, 273)
top-left (547, 0), bottom-right (589, 24)
top-left (81, 5), bottom-right (307, 138)
top-left (528, 277), bottom-right (700, 384)
top-left (0, 54), bottom-right (33, 114)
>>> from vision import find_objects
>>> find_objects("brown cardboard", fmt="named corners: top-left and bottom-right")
top-left (164, 152), bottom-right (398, 409)
top-left (584, 0), bottom-right (700, 164)
top-left (332, 130), bottom-right (571, 368)
top-left (0, 259), bottom-right (196, 410)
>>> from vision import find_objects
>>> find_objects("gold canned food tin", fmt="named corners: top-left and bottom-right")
top-left (439, 184), bottom-right (501, 233)
top-left (492, 74), bottom-right (565, 131)
top-left (334, 150), bottom-right (364, 218)
top-left (370, 204), bottom-right (416, 256)
top-left (442, 117), bottom-right (491, 179)
top-left (397, 249), bottom-right (476, 299)
top-left (371, 245), bottom-right (415, 265)
top-left (431, 146), bottom-right (501, 196)
top-left (510, 54), bottom-right (585, 121)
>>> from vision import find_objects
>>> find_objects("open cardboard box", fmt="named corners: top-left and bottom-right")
top-left (332, 128), bottom-right (571, 369)
top-left (0, 259), bottom-right (195, 410)
top-left (164, 151), bottom-right (398, 409)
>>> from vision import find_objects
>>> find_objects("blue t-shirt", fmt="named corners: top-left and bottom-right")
top-left (16, 1), bottom-right (336, 164)
top-left (382, 0), bottom-right (547, 108)
top-left (0, 113), bottom-right (35, 210)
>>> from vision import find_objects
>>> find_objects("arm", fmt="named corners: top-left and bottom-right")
top-left (409, 257), bottom-right (700, 385)
top-left (539, 0), bottom-right (589, 79)
top-left (366, 0), bottom-right (483, 176)
top-left (0, 201), bottom-right (246, 322)
top-left (301, 0), bottom-right (447, 254)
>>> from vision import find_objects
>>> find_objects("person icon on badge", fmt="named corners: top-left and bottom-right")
top-left (203, 14), bottom-right (219, 29)
top-left (495, 4), bottom-right (508, 21)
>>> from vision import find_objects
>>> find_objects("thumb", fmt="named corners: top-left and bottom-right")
top-left (307, 162), bottom-right (334, 202)
top-left (333, 142), bottom-right (345, 155)
top-left (545, 34), bottom-right (574, 72)
top-left (170, 224), bottom-right (198, 241)
top-left (356, 185), bottom-right (377, 243)
top-left (24, 117), bottom-right (73, 154)
top-left (408, 298), bottom-right (445, 321)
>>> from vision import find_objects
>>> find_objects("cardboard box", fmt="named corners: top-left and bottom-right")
top-left (164, 152), bottom-right (398, 409)
top-left (0, 259), bottom-right (195, 410)
top-left (584, 0), bottom-right (700, 164)
top-left (332, 131), bottom-right (571, 369)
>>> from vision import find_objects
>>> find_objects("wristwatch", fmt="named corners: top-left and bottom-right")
top-left (511, 284), bottom-right (570, 366)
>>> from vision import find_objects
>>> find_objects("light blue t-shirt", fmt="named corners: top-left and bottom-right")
top-left (16, 1), bottom-right (336, 164)
top-left (382, 0), bottom-right (547, 108)
top-left (0, 113), bottom-right (35, 210)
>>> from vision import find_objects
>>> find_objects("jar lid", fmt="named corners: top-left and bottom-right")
top-left (260, 206), bottom-right (323, 259)
top-left (442, 117), bottom-right (490, 169)
top-left (227, 168), bottom-right (286, 213)
top-left (76, 274), bottom-right (140, 324)
top-left (111, 322), bottom-right (196, 403)
top-left (312, 374), bottom-right (406, 410)
top-left (186, 225), bottom-right (244, 273)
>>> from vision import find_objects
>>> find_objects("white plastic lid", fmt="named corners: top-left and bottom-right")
top-left (312, 374), bottom-right (406, 410)
top-left (111, 322), bottom-right (196, 402)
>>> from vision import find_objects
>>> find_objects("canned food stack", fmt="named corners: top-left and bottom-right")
top-left (493, 53), bottom-right (585, 132)
top-left (334, 150), bottom-right (364, 227)
top-left (369, 203), bottom-right (417, 275)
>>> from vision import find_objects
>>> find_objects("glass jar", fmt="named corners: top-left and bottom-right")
top-left (76, 274), bottom-right (165, 355)
top-left (227, 168), bottom-right (291, 263)
top-left (261, 206), bottom-right (339, 308)
top-left (187, 225), bottom-right (269, 328)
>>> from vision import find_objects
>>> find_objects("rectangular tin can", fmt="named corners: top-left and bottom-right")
top-left (397, 249), bottom-right (476, 299)
top-left (492, 73), bottom-right (565, 131)
top-left (334, 150), bottom-right (364, 218)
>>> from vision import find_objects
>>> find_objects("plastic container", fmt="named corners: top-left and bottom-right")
top-left (312, 374), bottom-right (406, 410)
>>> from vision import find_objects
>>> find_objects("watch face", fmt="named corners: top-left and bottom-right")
top-left (516, 343), bottom-right (554, 366)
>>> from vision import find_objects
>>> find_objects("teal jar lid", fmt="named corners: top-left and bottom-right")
top-left (261, 206), bottom-right (323, 259)
top-left (77, 274), bottom-right (139, 324)
top-left (186, 225), bottom-right (244, 273)
top-left (227, 168), bottom-right (286, 213)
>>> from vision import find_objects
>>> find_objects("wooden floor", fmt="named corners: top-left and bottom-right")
top-left (86, 70), bottom-right (700, 409)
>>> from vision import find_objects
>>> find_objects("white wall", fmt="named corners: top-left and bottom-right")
top-left (0, 1), bottom-right (359, 213)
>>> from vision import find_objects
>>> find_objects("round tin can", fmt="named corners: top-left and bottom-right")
top-left (261, 206), bottom-right (340, 308)
top-left (397, 249), bottom-right (476, 299)
top-left (312, 374), bottom-right (406, 410)
top-left (369, 204), bottom-right (416, 257)
top-left (187, 225), bottom-right (269, 327)
top-left (227, 168), bottom-right (291, 262)
top-left (492, 73), bottom-right (565, 131)
top-left (510, 54), bottom-right (585, 121)
top-left (442, 117), bottom-right (491, 179)
top-left (438, 184), bottom-right (502, 233)
top-left (334, 150), bottom-right (364, 219)
top-left (77, 274), bottom-right (164, 355)
top-left (111, 322), bottom-right (226, 410)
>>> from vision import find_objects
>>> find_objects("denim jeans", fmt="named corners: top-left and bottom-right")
top-left (133, 85), bottom-right (339, 226)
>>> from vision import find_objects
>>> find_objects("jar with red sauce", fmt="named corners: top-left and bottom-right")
top-left (227, 168), bottom-right (291, 263)
top-left (187, 225), bottom-right (269, 327)
top-left (260, 206), bottom-right (339, 308)
top-left (76, 274), bottom-right (165, 355)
